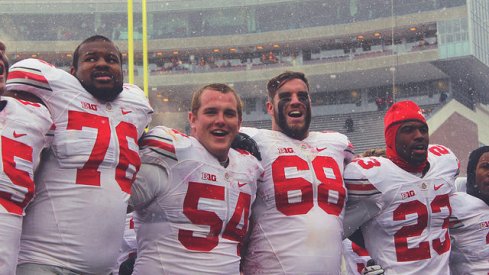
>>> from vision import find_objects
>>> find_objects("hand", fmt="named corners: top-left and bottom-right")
top-left (231, 132), bottom-right (262, 161)
top-left (362, 259), bottom-right (385, 275)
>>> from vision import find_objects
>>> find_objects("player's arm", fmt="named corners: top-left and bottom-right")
top-left (129, 163), bottom-right (169, 211)
top-left (343, 193), bottom-right (381, 238)
top-left (343, 160), bottom-right (382, 238)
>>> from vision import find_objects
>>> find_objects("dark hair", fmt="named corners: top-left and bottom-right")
top-left (71, 35), bottom-right (122, 70)
top-left (267, 71), bottom-right (309, 99)
top-left (0, 41), bottom-right (9, 77)
top-left (191, 83), bottom-right (243, 119)
top-left (466, 146), bottom-right (489, 199)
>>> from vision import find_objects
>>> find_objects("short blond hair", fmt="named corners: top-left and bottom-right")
top-left (190, 83), bottom-right (243, 119)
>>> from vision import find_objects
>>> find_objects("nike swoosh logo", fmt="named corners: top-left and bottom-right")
top-left (316, 147), bottom-right (327, 152)
top-left (121, 108), bottom-right (132, 115)
top-left (238, 182), bottom-right (247, 188)
top-left (13, 131), bottom-right (27, 138)
top-left (434, 184), bottom-right (444, 191)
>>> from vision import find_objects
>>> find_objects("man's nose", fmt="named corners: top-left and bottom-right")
top-left (413, 129), bottom-right (426, 140)
top-left (215, 112), bottom-right (225, 124)
top-left (290, 94), bottom-right (301, 105)
top-left (95, 58), bottom-right (110, 67)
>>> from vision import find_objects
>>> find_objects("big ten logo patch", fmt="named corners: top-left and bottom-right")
top-left (401, 190), bottom-right (416, 200)
top-left (278, 147), bottom-right (294, 154)
top-left (81, 102), bottom-right (97, 111)
top-left (202, 172), bottom-right (217, 182)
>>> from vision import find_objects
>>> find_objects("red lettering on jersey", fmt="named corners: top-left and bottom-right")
top-left (179, 182), bottom-right (252, 253)
top-left (429, 145), bottom-right (449, 156)
top-left (202, 172), bottom-right (217, 182)
top-left (401, 190), bottom-right (416, 199)
top-left (394, 194), bottom-right (451, 262)
top-left (272, 155), bottom-right (345, 216)
top-left (1, 136), bottom-right (35, 215)
top-left (278, 147), bottom-right (294, 154)
top-left (354, 158), bottom-right (381, 169)
top-left (81, 102), bottom-right (98, 111)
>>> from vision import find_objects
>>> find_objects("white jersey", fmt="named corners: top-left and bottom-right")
top-left (112, 213), bottom-right (137, 275)
top-left (344, 145), bottom-right (459, 275)
top-left (0, 97), bottom-right (52, 275)
top-left (241, 127), bottom-right (354, 275)
top-left (342, 239), bottom-right (371, 275)
top-left (132, 126), bottom-right (263, 275)
top-left (455, 177), bottom-right (467, 192)
top-left (449, 192), bottom-right (489, 275)
top-left (6, 58), bottom-right (153, 274)
top-left (0, 97), bottom-right (52, 216)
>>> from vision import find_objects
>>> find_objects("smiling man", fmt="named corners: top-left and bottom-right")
top-left (241, 71), bottom-right (354, 274)
top-left (343, 100), bottom-right (459, 274)
top-left (130, 83), bottom-right (263, 274)
top-left (6, 35), bottom-right (153, 274)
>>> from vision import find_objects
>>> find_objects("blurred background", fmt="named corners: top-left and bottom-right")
top-left (1, 0), bottom-right (488, 173)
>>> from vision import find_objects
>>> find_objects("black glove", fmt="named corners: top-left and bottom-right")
top-left (362, 259), bottom-right (385, 275)
top-left (118, 253), bottom-right (136, 275)
top-left (231, 133), bottom-right (262, 161)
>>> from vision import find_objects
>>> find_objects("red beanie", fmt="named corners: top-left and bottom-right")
top-left (384, 100), bottom-right (427, 173)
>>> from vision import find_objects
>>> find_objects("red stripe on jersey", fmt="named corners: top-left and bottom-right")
top-left (346, 182), bottom-right (376, 191)
top-left (141, 139), bottom-right (175, 154)
top-left (351, 241), bottom-right (369, 257)
top-left (8, 70), bottom-right (49, 84)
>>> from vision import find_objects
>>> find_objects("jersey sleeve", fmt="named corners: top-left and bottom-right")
top-left (428, 144), bottom-right (460, 192)
top-left (122, 83), bottom-right (153, 135)
top-left (6, 58), bottom-right (61, 101)
top-left (129, 163), bottom-right (169, 210)
top-left (343, 159), bottom-right (383, 238)
top-left (138, 126), bottom-right (189, 169)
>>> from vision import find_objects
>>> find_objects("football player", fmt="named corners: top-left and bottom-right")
top-left (241, 71), bottom-right (354, 274)
top-left (449, 146), bottom-right (489, 274)
top-left (130, 83), bottom-right (263, 274)
top-left (343, 100), bottom-right (459, 274)
top-left (0, 43), bottom-right (52, 275)
top-left (6, 35), bottom-right (153, 274)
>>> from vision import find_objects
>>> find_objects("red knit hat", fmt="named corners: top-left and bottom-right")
top-left (384, 100), bottom-right (427, 173)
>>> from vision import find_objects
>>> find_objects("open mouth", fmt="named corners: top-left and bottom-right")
top-left (412, 144), bottom-right (427, 154)
top-left (211, 129), bottom-right (228, 137)
top-left (288, 110), bottom-right (303, 118)
top-left (92, 72), bottom-right (113, 82)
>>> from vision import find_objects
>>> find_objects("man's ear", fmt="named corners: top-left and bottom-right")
top-left (266, 100), bottom-right (273, 116)
top-left (188, 111), bottom-right (196, 131)
top-left (70, 66), bottom-right (76, 76)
